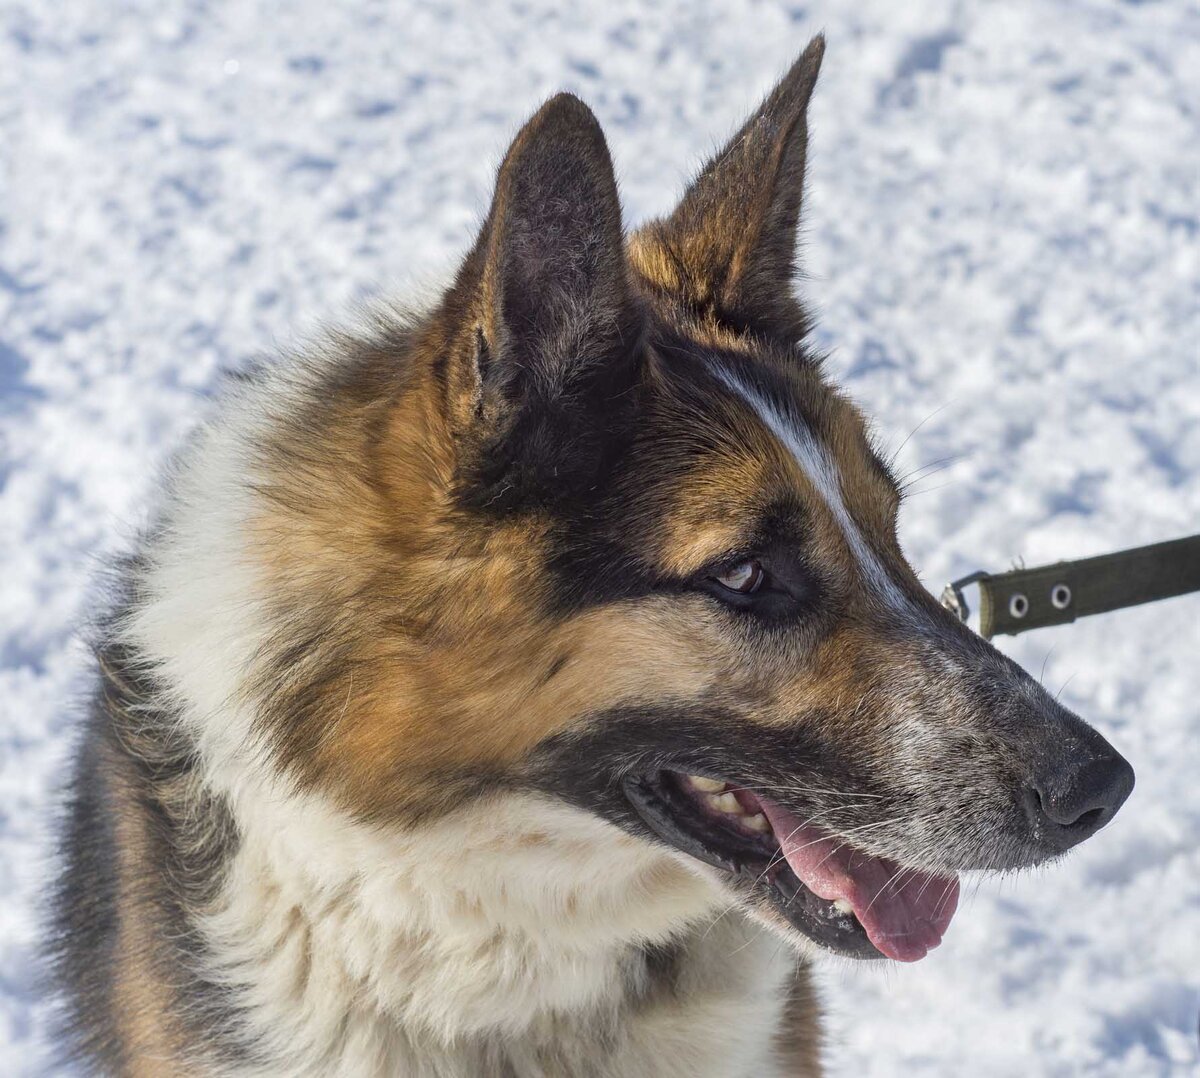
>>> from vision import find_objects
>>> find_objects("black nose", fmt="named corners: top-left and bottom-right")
top-left (1022, 747), bottom-right (1134, 852)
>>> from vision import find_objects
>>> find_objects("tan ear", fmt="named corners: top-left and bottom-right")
top-left (631, 35), bottom-right (825, 340)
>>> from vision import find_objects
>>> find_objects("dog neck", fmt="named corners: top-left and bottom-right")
top-left (199, 771), bottom-right (735, 1071)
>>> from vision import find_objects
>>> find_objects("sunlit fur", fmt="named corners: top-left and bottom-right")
top-left (51, 34), bottom-right (1127, 1076)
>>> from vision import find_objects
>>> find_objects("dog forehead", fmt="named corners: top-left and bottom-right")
top-left (642, 340), bottom-right (873, 493)
top-left (628, 340), bottom-right (901, 584)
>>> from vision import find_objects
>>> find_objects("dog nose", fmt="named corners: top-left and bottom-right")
top-left (1022, 747), bottom-right (1134, 851)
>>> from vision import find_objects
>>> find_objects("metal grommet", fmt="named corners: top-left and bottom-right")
top-left (1050, 583), bottom-right (1072, 610)
top-left (1009, 592), bottom-right (1029, 619)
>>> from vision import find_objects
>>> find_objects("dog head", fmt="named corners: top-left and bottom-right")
top-left (241, 36), bottom-right (1133, 962)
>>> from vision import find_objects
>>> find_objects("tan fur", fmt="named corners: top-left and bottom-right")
top-left (106, 740), bottom-right (198, 1076)
top-left (774, 966), bottom-right (824, 1075)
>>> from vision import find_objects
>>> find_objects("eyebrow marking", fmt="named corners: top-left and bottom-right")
top-left (711, 367), bottom-right (912, 617)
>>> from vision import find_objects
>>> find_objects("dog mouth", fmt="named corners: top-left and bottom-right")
top-left (623, 770), bottom-right (960, 962)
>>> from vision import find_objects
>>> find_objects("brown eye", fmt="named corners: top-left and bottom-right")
top-left (713, 559), bottom-right (765, 595)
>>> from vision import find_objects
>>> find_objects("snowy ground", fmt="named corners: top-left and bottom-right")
top-left (2, 1), bottom-right (1198, 1073)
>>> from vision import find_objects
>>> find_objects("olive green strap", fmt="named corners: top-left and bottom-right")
top-left (941, 534), bottom-right (1200, 639)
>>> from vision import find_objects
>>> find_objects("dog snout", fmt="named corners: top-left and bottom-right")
top-left (1020, 734), bottom-right (1134, 853)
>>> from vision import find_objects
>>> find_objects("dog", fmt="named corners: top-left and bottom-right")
top-left (51, 34), bottom-right (1134, 1076)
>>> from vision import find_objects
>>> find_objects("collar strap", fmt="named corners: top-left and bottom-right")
top-left (941, 534), bottom-right (1200, 639)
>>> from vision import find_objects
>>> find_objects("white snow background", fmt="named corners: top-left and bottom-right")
top-left (2, 1), bottom-right (1198, 1073)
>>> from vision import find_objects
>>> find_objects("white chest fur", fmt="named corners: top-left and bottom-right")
top-left (198, 786), bottom-right (797, 1077)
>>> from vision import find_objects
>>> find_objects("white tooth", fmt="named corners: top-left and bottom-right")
top-left (833, 898), bottom-right (855, 916)
top-left (688, 775), bottom-right (726, 793)
top-left (743, 812), bottom-right (770, 833)
top-left (706, 791), bottom-right (743, 814)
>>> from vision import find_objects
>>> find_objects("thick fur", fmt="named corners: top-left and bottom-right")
top-left (51, 35), bottom-right (1128, 1076)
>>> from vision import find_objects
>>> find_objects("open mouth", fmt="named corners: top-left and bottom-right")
top-left (624, 770), bottom-right (960, 962)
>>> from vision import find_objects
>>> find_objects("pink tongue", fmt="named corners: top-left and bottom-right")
top-left (757, 797), bottom-right (959, 962)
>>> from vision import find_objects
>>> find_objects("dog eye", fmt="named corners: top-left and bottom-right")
top-left (712, 559), bottom-right (766, 595)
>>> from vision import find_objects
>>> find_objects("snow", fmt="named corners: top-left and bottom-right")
top-left (2, 0), bottom-right (1198, 1073)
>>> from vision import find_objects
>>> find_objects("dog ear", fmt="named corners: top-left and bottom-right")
top-left (631, 35), bottom-right (824, 340)
top-left (449, 93), bottom-right (642, 508)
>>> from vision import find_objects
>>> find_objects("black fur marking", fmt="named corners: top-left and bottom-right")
top-left (543, 530), bottom-right (673, 613)
top-left (48, 637), bottom-right (253, 1072)
top-left (637, 938), bottom-right (685, 1001)
top-left (525, 705), bottom-right (874, 840)
top-left (50, 698), bottom-right (126, 1074)
top-left (455, 362), bottom-right (642, 512)
top-left (449, 93), bottom-right (648, 512)
top-left (538, 653), bottom-right (570, 687)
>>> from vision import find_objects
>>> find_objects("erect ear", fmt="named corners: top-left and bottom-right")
top-left (449, 93), bottom-right (642, 508)
top-left (631, 35), bottom-right (825, 340)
